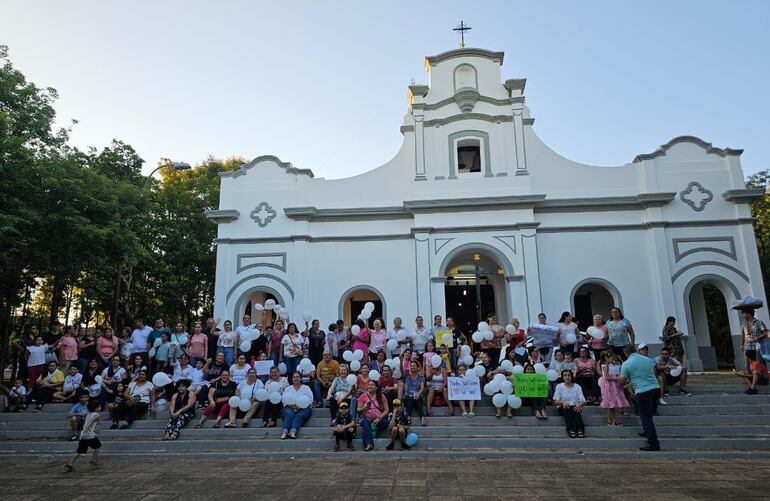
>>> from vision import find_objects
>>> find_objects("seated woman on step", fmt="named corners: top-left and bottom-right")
top-left (196, 369), bottom-right (236, 428)
top-left (552, 369), bottom-right (586, 439)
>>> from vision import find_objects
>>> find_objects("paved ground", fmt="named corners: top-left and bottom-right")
top-left (1, 457), bottom-right (769, 500)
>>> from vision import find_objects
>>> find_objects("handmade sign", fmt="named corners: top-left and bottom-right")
top-left (447, 376), bottom-right (481, 401)
top-left (528, 323), bottom-right (559, 348)
top-left (254, 360), bottom-right (274, 376)
top-left (513, 373), bottom-right (549, 397)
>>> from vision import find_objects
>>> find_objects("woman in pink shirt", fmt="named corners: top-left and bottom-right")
top-left (187, 321), bottom-right (208, 365)
top-left (97, 329), bottom-right (119, 366)
top-left (56, 328), bottom-right (79, 372)
top-left (368, 318), bottom-right (388, 356)
top-left (351, 320), bottom-right (370, 363)
top-left (584, 314), bottom-right (608, 362)
top-left (268, 319), bottom-right (285, 366)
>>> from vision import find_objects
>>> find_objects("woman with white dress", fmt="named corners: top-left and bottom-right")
top-left (552, 369), bottom-right (587, 438)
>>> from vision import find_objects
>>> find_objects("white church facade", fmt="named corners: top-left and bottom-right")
top-left (207, 47), bottom-right (766, 371)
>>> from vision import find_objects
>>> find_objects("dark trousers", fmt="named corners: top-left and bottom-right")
top-left (361, 417), bottom-right (388, 447)
top-left (29, 386), bottom-right (56, 406)
top-left (262, 401), bottom-right (282, 423)
top-left (334, 429), bottom-right (355, 444)
top-left (114, 401), bottom-right (149, 424)
top-left (403, 395), bottom-right (424, 419)
top-left (557, 407), bottom-right (585, 434)
top-left (635, 388), bottom-right (660, 448)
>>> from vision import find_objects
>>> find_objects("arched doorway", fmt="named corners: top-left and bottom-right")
top-left (570, 279), bottom-right (620, 331)
top-left (443, 251), bottom-right (507, 336)
top-left (339, 286), bottom-right (386, 327)
top-left (687, 280), bottom-right (736, 370)
top-left (235, 289), bottom-right (284, 327)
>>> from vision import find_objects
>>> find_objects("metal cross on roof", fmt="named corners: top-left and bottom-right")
top-left (453, 20), bottom-right (472, 48)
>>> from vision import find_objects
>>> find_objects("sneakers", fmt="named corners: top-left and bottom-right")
top-left (639, 445), bottom-right (661, 451)
top-left (63, 465), bottom-right (74, 473)
top-left (462, 411), bottom-right (468, 417)
top-left (746, 388), bottom-right (759, 395)
top-left (663, 391), bottom-right (670, 397)
top-left (364, 444), bottom-right (373, 452)
top-left (280, 431), bottom-right (288, 440)
top-left (467, 412), bottom-right (475, 418)
top-left (288, 429), bottom-right (297, 439)
top-left (658, 398), bottom-right (668, 406)
top-left (69, 434), bottom-right (78, 441)
top-left (679, 388), bottom-right (692, 396)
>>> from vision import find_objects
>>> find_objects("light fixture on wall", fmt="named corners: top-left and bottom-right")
top-left (473, 253), bottom-right (481, 262)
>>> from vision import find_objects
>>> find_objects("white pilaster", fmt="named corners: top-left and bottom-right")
top-left (520, 228), bottom-right (542, 323)
top-left (414, 231), bottom-right (432, 317)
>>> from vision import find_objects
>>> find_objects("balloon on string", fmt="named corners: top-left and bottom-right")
top-left (360, 310), bottom-right (371, 320)
top-left (264, 299), bottom-right (276, 310)
top-left (507, 395), bottom-right (522, 409)
top-left (88, 384), bottom-right (101, 397)
top-left (350, 360), bottom-right (361, 372)
top-left (387, 339), bottom-right (398, 351)
top-left (534, 363), bottom-right (547, 374)
top-left (565, 333), bottom-right (577, 344)
top-left (512, 365), bottom-right (525, 375)
top-left (505, 324), bottom-right (516, 334)
top-left (431, 354), bottom-right (442, 367)
top-left (253, 303), bottom-right (264, 312)
top-left (278, 362), bottom-right (287, 375)
top-left (483, 330), bottom-right (494, 341)
top-left (282, 393), bottom-right (296, 406)
top-left (346, 374), bottom-right (357, 386)
top-left (587, 326), bottom-right (603, 340)
top-left (393, 368), bottom-right (402, 379)
top-left (483, 381), bottom-right (500, 395)
top-left (94, 375), bottom-right (103, 385)
top-left (255, 389), bottom-right (269, 402)
top-left (279, 311), bottom-right (289, 320)
top-left (547, 370), bottom-right (559, 382)
top-left (296, 395), bottom-right (311, 409)
top-left (369, 370), bottom-right (381, 381)
top-left (461, 345), bottom-right (472, 356)
top-left (351, 325), bottom-right (361, 336)
top-left (228, 396), bottom-right (241, 408)
top-left (152, 373), bottom-right (171, 387)
top-left (472, 331), bottom-right (483, 343)
top-left (343, 350), bottom-right (354, 362)
top-left (266, 381), bottom-right (280, 394)
top-left (238, 399), bottom-right (252, 412)
top-left (405, 432), bottom-right (419, 447)
top-left (500, 380), bottom-right (514, 395)
top-left (493, 373), bottom-right (506, 383)
top-left (299, 358), bottom-right (312, 371)
top-left (269, 392), bottom-right (282, 404)
top-left (441, 334), bottom-right (453, 346)
top-left (302, 311), bottom-right (313, 322)
top-left (353, 350), bottom-right (364, 361)
top-left (239, 340), bottom-right (251, 353)
top-left (397, 330), bottom-right (407, 341)
top-left (478, 321), bottom-right (490, 332)
top-left (461, 355), bottom-right (474, 366)
top-left (121, 343), bottom-right (133, 358)
top-left (473, 365), bottom-right (486, 377)
top-left (364, 302), bottom-right (375, 312)
top-left (492, 393), bottom-right (507, 408)
top-left (500, 360), bottom-right (514, 373)
top-left (670, 366), bottom-right (683, 377)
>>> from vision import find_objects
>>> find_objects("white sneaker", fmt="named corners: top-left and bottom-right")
top-left (659, 398), bottom-right (668, 406)
top-left (462, 411), bottom-right (468, 417)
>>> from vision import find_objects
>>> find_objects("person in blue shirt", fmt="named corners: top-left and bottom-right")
top-left (620, 345), bottom-right (661, 451)
top-left (67, 392), bottom-right (90, 442)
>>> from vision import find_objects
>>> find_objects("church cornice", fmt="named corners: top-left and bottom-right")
top-left (425, 48), bottom-right (505, 68)
top-left (205, 209), bottom-right (240, 224)
top-left (423, 113), bottom-right (513, 128)
top-left (219, 155), bottom-right (315, 179)
top-left (412, 95), bottom-right (516, 112)
top-left (633, 136), bottom-right (743, 163)
top-left (723, 188), bottom-right (765, 204)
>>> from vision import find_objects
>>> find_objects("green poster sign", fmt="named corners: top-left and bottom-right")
top-left (513, 373), bottom-right (549, 397)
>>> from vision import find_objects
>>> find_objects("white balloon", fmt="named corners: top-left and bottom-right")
top-left (273, 304), bottom-right (282, 312)
top-left (94, 375), bottom-right (103, 385)
top-left (461, 355), bottom-right (474, 366)
top-left (228, 396), bottom-right (241, 408)
top-left (565, 333), bottom-right (577, 344)
top-left (483, 382), bottom-right (498, 396)
top-left (670, 366), bottom-right (683, 377)
top-left (152, 373), bottom-right (171, 387)
top-left (282, 393), bottom-right (296, 406)
top-left (460, 345), bottom-right (471, 356)
top-left (500, 360), bottom-right (514, 373)
top-left (302, 311), bottom-right (313, 322)
top-left (397, 330), bottom-right (407, 341)
top-left (487, 380), bottom-right (500, 393)
top-left (492, 393), bottom-right (508, 408)
top-left (269, 392), bottom-right (282, 404)
top-left (342, 350), bottom-right (354, 362)
top-left (493, 373), bottom-right (506, 383)
top-left (512, 365), bottom-right (525, 374)
top-left (500, 380), bottom-right (514, 395)
top-left (346, 374), bottom-right (357, 386)
top-left (253, 303), bottom-right (264, 312)
top-left (478, 321), bottom-right (490, 332)
top-left (350, 360), bottom-right (361, 372)
top-left (264, 299), bottom-right (276, 310)
top-left (239, 340), bottom-right (251, 353)
top-left (587, 326), bottom-right (603, 340)
top-left (265, 381), bottom-right (280, 394)
top-left (441, 333), bottom-right (453, 346)
top-left (534, 363), bottom-right (547, 374)
top-left (238, 399), bottom-right (252, 412)
top-left (299, 358), bottom-right (312, 370)
top-left (360, 310), bottom-right (371, 320)
top-left (387, 339), bottom-right (398, 351)
top-left (393, 368), bottom-right (402, 379)
top-left (353, 349), bottom-right (364, 361)
top-left (88, 384), bottom-right (101, 397)
top-left (278, 362), bottom-right (287, 375)
top-left (255, 389), bottom-right (269, 402)
top-left (547, 369), bottom-right (559, 382)
top-left (472, 331), bottom-right (483, 343)
top-left (369, 370), bottom-right (381, 381)
top-left (483, 330), bottom-right (494, 341)
top-left (507, 395), bottom-right (522, 409)
top-left (149, 347), bottom-right (156, 358)
top-left (505, 324), bottom-right (516, 335)
top-left (296, 395), bottom-right (311, 409)
top-left (473, 365), bottom-right (486, 377)
top-left (279, 311), bottom-right (289, 320)
top-left (430, 354), bottom-right (442, 367)
top-left (351, 325), bottom-right (361, 336)
top-left (153, 338), bottom-right (162, 348)
top-left (364, 302), bottom-right (375, 312)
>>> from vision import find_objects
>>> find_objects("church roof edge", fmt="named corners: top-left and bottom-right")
top-left (425, 48), bottom-right (505, 68)
top-left (633, 136), bottom-right (743, 163)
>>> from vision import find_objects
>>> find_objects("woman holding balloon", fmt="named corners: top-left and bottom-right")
top-left (281, 323), bottom-right (304, 376)
top-left (425, 357), bottom-right (453, 416)
top-left (358, 380), bottom-right (390, 451)
top-left (262, 366), bottom-right (288, 427)
top-left (368, 318), bottom-right (388, 357)
top-left (225, 368), bottom-right (264, 427)
top-left (351, 320), bottom-right (370, 364)
top-left (196, 369), bottom-right (236, 428)
top-left (280, 372), bottom-right (314, 439)
top-left (399, 360), bottom-right (427, 426)
top-left (327, 363), bottom-right (357, 421)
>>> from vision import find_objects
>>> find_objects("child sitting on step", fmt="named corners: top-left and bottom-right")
top-left (331, 401), bottom-right (356, 451)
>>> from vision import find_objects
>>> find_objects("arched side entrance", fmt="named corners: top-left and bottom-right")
top-left (442, 249), bottom-right (508, 336)
top-left (570, 278), bottom-right (622, 331)
top-left (233, 286), bottom-right (287, 328)
top-left (338, 286), bottom-right (386, 327)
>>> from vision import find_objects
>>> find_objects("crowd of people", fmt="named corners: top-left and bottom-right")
top-left (2, 303), bottom-right (768, 463)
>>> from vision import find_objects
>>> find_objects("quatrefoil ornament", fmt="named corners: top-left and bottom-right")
top-left (679, 181), bottom-right (713, 212)
top-left (250, 201), bottom-right (277, 227)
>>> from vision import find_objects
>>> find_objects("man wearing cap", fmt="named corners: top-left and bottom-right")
top-left (621, 345), bottom-right (661, 451)
top-left (637, 343), bottom-right (652, 360)
top-left (386, 399), bottom-right (412, 450)
top-left (330, 401), bottom-right (356, 451)
top-left (314, 351), bottom-right (340, 408)
top-left (654, 347), bottom-right (691, 405)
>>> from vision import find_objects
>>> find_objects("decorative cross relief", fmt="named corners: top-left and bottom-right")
top-left (250, 201), bottom-right (277, 227)
top-left (679, 181), bottom-right (713, 212)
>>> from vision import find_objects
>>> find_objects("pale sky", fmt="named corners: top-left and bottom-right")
top-left (2, 1), bottom-right (769, 179)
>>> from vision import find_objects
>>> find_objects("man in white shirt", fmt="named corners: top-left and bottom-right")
top-left (130, 319), bottom-right (153, 364)
top-left (387, 317), bottom-right (405, 356)
top-left (235, 314), bottom-right (256, 341)
top-left (654, 347), bottom-right (691, 404)
top-left (411, 316), bottom-right (428, 355)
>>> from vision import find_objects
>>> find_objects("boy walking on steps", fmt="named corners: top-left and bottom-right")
top-left (64, 400), bottom-right (101, 472)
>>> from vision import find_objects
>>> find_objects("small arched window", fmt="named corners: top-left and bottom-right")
top-left (454, 64), bottom-right (478, 92)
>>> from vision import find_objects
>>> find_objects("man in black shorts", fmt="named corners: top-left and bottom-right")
top-left (64, 400), bottom-right (101, 472)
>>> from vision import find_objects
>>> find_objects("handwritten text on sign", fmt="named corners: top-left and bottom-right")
top-left (447, 376), bottom-right (481, 401)
top-left (513, 373), bottom-right (549, 397)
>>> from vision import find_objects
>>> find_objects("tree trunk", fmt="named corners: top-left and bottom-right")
top-left (49, 272), bottom-right (64, 326)
top-left (64, 284), bottom-right (74, 325)
top-left (112, 263), bottom-right (122, 331)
